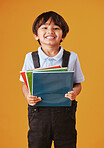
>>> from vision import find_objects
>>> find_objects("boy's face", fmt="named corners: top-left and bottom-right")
top-left (34, 18), bottom-right (64, 47)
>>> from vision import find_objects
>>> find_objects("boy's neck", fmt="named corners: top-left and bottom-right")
top-left (41, 45), bottom-right (60, 57)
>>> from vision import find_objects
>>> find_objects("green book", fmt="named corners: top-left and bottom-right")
top-left (26, 71), bottom-right (33, 95)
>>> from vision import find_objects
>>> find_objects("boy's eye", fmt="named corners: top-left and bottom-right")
top-left (42, 27), bottom-right (47, 29)
top-left (54, 27), bottom-right (60, 30)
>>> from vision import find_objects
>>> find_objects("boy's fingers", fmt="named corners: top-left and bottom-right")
top-left (29, 98), bottom-right (37, 101)
top-left (65, 94), bottom-right (67, 97)
top-left (38, 97), bottom-right (42, 100)
top-left (65, 91), bottom-right (76, 101)
top-left (65, 93), bottom-right (71, 97)
top-left (65, 94), bottom-right (69, 98)
top-left (27, 95), bottom-right (42, 106)
top-left (29, 103), bottom-right (36, 106)
top-left (34, 97), bottom-right (42, 101)
top-left (29, 97), bottom-right (42, 103)
top-left (34, 97), bottom-right (42, 102)
top-left (68, 91), bottom-right (74, 94)
top-left (28, 95), bottom-right (38, 98)
top-left (65, 93), bottom-right (73, 99)
top-left (28, 96), bottom-right (40, 100)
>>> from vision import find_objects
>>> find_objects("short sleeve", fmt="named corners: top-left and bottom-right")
top-left (73, 55), bottom-right (85, 83)
top-left (19, 52), bottom-right (34, 82)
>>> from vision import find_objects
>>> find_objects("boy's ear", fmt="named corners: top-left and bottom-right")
top-left (60, 38), bottom-right (64, 43)
top-left (33, 34), bottom-right (39, 40)
top-left (62, 38), bottom-right (64, 41)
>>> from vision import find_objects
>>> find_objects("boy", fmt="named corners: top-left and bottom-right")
top-left (20, 11), bottom-right (84, 148)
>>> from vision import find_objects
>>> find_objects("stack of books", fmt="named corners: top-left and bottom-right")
top-left (20, 65), bottom-right (74, 106)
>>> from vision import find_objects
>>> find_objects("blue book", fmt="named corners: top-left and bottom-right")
top-left (32, 71), bottom-right (74, 106)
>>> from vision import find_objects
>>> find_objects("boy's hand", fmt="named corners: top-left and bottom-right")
top-left (26, 94), bottom-right (42, 106)
top-left (65, 83), bottom-right (81, 101)
top-left (65, 91), bottom-right (76, 101)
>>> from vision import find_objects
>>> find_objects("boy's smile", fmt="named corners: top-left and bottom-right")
top-left (34, 18), bottom-right (64, 47)
top-left (45, 34), bottom-right (56, 40)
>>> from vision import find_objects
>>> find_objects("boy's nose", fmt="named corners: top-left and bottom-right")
top-left (47, 28), bottom-right (54, 34)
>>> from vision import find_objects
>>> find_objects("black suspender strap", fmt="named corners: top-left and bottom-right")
top-left (62, 50), bottom-right (70, 67)
top-left (31, 51), bottom-right (40, 68)
top-left (32, 49), bottom-right (70, 68)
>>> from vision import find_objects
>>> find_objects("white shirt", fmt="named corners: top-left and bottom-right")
top-left (20, 46), bottom-right (84, 83)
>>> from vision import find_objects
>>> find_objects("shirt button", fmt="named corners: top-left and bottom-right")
top-left (34, 108), bottom-right (37, 111)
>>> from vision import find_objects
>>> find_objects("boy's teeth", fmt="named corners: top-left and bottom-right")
top-left (46, 36), bottom-right (55, 39)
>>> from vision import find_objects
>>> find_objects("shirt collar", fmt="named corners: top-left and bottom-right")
top-left (38, 46), bottom-right (64, 61)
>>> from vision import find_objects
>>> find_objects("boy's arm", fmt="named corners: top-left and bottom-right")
top-left (65, 83), bottom-right (81, 100)
top-left (22, 82), bottom-right (42, 106)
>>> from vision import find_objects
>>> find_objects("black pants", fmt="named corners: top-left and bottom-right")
top-left (28, 101), bottom-right (77, 148)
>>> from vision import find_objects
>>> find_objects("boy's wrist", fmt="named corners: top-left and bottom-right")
top-left (24, 92), bottom-right (29, 100)
top-left (73, 88), bottom-right (77, 97)
top-left (73, 83), bottom-right (81, 97)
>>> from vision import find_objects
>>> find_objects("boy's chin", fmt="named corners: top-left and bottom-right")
top-left (41, 43), bottom-right (60, 47)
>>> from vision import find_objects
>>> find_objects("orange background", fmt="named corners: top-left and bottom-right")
top-left (0, 0), bottom-right (104, 148)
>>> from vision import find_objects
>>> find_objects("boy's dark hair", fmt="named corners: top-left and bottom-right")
top-left (32, 11), bottom-right (69, 44)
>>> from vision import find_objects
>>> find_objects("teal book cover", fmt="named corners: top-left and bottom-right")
top-left (32, 71), bottom-right (74, 106)
top-left (25, 67), bottom-right (68, 95)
